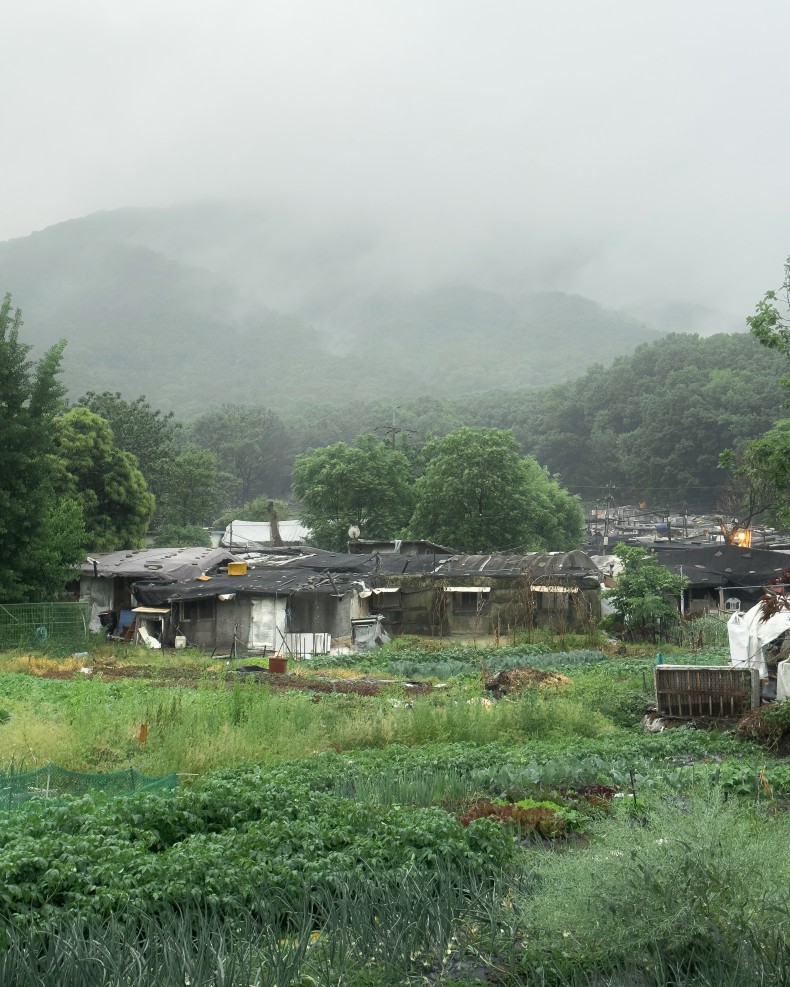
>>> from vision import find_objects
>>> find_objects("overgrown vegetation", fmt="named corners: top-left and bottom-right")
top-left (2, 634), bottom-right (790, 984)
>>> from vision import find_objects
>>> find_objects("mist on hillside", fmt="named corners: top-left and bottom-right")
top-left (1, 0), bottom-right (788, 345)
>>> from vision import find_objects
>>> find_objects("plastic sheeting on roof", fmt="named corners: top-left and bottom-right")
top-left (221, 520), bottom-right (311, 549)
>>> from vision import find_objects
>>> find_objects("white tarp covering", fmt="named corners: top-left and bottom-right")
top-left (221, 520), bottom-right (311, 549)
top-left (248, 597), bottom-right (287, 652)
top-left (80, 577), bottom-right (113, 633)
top-left (728, 602), bottom-right (790, 681)
top-left (778, 660), bottom-right (790, 702)
top-left (444, 586), bottom-right (491, 593)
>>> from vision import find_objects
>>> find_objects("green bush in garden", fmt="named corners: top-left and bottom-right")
top-left (513, 791), bottom-right (790, 983)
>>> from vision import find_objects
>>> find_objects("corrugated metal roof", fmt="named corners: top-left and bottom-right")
top-left (435, 550), bottom-right (600, 580)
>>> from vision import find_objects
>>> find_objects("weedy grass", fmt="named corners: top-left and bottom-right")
top-left (504, 790), bottom-right (790, 984)
top-left (0, 663), bottom-right (628, 773)
top-left (3, 637), bottom-right (788, 985)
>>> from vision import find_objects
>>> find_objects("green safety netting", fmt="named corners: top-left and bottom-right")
top-left (0, 765), bottom-right (179, 812)
top-left (0, 603), bottom-right (90, 654)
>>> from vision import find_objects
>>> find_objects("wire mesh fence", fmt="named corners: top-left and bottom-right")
top-left (0, 602), bottom-right (90, 654)
top-left (0, 765), bottom-right (179, 812)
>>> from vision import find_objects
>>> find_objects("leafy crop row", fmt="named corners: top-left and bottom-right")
top-left (0, 768), bottom-right (512, 929)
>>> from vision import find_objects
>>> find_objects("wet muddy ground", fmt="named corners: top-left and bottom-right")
top-left (36, 662), bottom-right (433, 697)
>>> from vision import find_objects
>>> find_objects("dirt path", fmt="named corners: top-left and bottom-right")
top-left (36, 663), bottom-right (432, 698)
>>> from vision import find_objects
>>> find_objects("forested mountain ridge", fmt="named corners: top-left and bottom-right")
top-left (1, 203), bottom-right (667, 414)
top-left (283, 332), bottom-right (788, 511)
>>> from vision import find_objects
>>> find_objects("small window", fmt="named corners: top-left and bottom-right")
top-left (369, 591), bottom-right (403, 612)
top-left (452, 592), bottom-right (489, 616)
top-left (188, 598), bottom-right (215, 620)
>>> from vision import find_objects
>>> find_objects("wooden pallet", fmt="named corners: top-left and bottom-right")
top-left (655, 664), bottom-right (760, 718)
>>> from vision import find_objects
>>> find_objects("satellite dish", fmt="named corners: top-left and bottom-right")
top-left (348, 525), bottom-right (361, 540)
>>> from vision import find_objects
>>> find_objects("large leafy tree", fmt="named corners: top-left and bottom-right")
top-left (25, 499), bottom-right (88, 599)
top-left (52, 407), bottom-right (154, 551)
top-left (188, 405), bottom-right (293, 502)
top-left (0, 294), bottom-right (86, 600)
top-left (747, 256), bottom-right (790, 363)
top-left (604, 543), bottom-right (687, 642)
top-left (718, 420), bottom-right (790, 534)
top-left (408, 427), bottom-right (584, 553)
top-left (156, 447), bottom-right (236, 529)
top-left (76, 391), bottom-right (180, 497)
top-left (724, 256), bottom-right (790, 526)
top-left (292, 435), bottom-right (414, 552)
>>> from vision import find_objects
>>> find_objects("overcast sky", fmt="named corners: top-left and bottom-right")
top-left (3, 0), bottom-right (789, 320)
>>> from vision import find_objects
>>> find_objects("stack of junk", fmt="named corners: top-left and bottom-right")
top-left (728, 602), bottom-right (790, 703)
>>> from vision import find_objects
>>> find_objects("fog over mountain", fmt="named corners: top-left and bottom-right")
top-left (0, 203), bottom-right (668, 415)
top-left (2, 0), bottom-right (788, 340)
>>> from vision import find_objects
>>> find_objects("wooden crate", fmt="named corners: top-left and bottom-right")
top-left (655, 665), bottom-right (760, 718)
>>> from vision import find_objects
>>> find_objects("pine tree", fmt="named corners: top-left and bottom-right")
top-left (0, 293), bottom-right (77, 600)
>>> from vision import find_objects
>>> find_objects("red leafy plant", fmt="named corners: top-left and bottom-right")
top-left (458, 801), bottom-right (566, 838)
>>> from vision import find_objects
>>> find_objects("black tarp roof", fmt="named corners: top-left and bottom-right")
top-left (133, 548), bottom-right (601, 606)
top-left (135, 568), bottom-right (363, 606)
top-left (652, 544), bottom-right (790, 588)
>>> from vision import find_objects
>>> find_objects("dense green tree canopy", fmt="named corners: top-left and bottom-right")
top-left (188, 406), bottom-right (294, 502)
top-left (282, 332), bottom-right (786, 512)
top-left (726, 419), bottom-right (790, 530)
top-left (520, 333), bottom-right (786, 506)
top-left (150, 524), bottom-right (212, 548)
top-left (0, 294), bottom-right (85, 600)
top-left (155, 447), bottom-right (235, 529)
top-left (52, 407), bottom-right (154, 551)
top-left (409, 428), bottom-right (584, 553)
top-left (718, 256), bottom-right (790, 530)
top-left (25, 499), bottom-right (88, 598)
top-left (292, 436), bottom-right (414, 552)
top-left (604, 544), bottom-right (687, 642)
top-left (76, 391), bottom-right (179, 497)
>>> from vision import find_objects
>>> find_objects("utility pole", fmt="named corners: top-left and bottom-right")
top-left (376, 408), bottom-right (417, 449)
top-left (602, 485), bottom-right (616, 548)
top-left (680, 565), bottom-right (685, 616)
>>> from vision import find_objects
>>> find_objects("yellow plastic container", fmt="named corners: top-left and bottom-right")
top-left (227, 561), bottom-right (248, 576)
